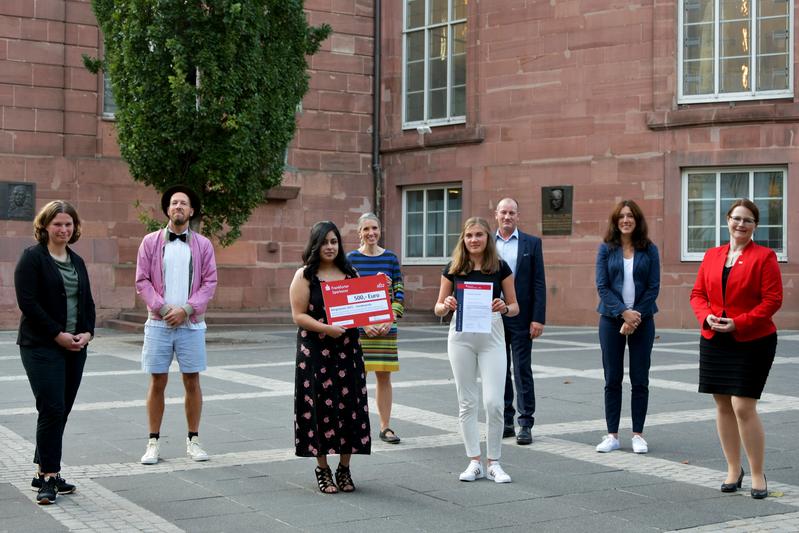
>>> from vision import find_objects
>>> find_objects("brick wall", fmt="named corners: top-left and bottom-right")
top-left (0, 0), bottom-right (376, 328)
top-left (379, 0), bottom-right (798, 329)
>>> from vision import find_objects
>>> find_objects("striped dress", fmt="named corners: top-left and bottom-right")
top-left (347, 249), bottom-right (404, 372)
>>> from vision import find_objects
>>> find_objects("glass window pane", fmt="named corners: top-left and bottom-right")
top-left (755, 226), bottom-right (783, 251)
top-left (446, 210), bottom-right (461, 235)
top-left (757, 54), bottom-right (789, 91)
top-left (407, 61), bottom-right (424, 93)
top-left (103, 72), bottom-right (117, 115)
top-left (683, 59), bottom-right (715, 95)
top-left (754, 171), bottom-right (783, 198)
top-left (407, 213), bottom-right (423, 236)
top-left (406, 0), bottom-right (425, 29)
top-left (756, 199), bottom-right (783, 225)
top-left (406, 235), bottom-right (423, 257)
top-left (688, 227), bottom-right (715, 253)
top-left (406, 31), bottom-right (424, 62)
top-left (426, 235), bottom-right (444, 257)
top-left (430, 0), bottom-right (448, 24)
top-left (429, 27), bottom-right (448, 87)
top-left (759, 0), bottom-right (789, 17)
top-left (720, 172), bottom-right (748, 199)
top-left (452, 51), bottom-right (466, 85)
top-left (719, 57), bottom-right (750, 92)
top-left (684, 0), bottom-right (714, 25)
top-left (407, 190), bottom-right (424, 213)
top-left (446, 188), bottom-right (462, 211)
top-left (451, 86), bottom-right (465, 117)
top-left (687, 199), bottom-right (716, 226)
top-left (687, 173), bottom-right (716, 198)
top-left (720, 0), bottom-right (750, 20)
top-left (720, 20), bottom-right (750, 58)
top-left (452, 23), bottom-right (467, 54)
top-left (453, 0), bottom-right (467, 19)
top-left (406, 92), bottom-right (424, 122)
top-left (757, 16), bottom-right (789, 55)
top-left (427, 211), bottom-right (444, 235)
top-left (427, 189), bottom-right (444, 212)
top-left (429, 88), bottom-right (447, 120)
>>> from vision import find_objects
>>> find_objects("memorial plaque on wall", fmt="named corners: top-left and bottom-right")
top-left (541, 185), bottom-right (572, 236)
top-left (0, 182), bottom-right (36, 221)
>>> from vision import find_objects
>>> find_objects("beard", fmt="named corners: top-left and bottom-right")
top-left (171, 212), bottom-right (188, 225)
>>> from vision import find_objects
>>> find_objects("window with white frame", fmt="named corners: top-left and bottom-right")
top-left (678, 0), bottom-right (793, 103)
top-left (403, 185), bottom-right (462, 263)
top-left (103, 71), bottom-right (117, 118)
top-left (403, 0), bottom-right (467, 127)
top-left (682, 167), bottom-right (787, 260)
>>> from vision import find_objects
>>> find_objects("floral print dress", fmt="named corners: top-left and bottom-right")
top-left (294, 275), bottom-right (371, 457)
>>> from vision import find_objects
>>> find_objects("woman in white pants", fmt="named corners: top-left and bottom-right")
top-left (434, 217), bottom-right (519, 483)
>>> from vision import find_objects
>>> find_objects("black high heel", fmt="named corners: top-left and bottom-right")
top-left (751, 474), bottom-right (768, 499)
top-left (720, 467), bottom-right (744, 493)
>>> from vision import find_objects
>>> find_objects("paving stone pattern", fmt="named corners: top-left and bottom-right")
top-left (0, 327), bottom-right (798, 532)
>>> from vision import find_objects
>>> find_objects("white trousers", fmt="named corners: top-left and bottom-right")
top-left (447, 312), bottom-right (507, 460)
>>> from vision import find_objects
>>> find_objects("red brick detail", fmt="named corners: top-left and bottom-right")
top-left (33, 0), bottom-right (65, 21)
top-left (66, 66), bottom-right (95, 90)
top-left (63, 110), bottom-right (94, 134)
top-left (32, 63), bottom-right (64, 87)
top-left (12, 131), bottom-right (62, 155)
top-left (64, 88), bottom-right (95, 112)
top-left (0, 15), bottom-right (22, 38)
top-left (35, 108), bottom-right (63, 132)
top-left (65, 1), bottom-right (96, 25)
top-left (13, 85), bottom-right (63, 109)
top-left (4, 106), bottom-right (35, 130)
top-left (63, 134), bottom-right (95, 156)
top-left (0, 59), bottom-right (33, 84)
top-left (7, 38), bottom-right (63, 65)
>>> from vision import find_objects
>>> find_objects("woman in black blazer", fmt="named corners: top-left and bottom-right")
top-left (14, 200), bottom-right (95, 505)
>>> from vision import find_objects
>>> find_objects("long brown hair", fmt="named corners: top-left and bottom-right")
top-left (34, 200), bottom-right (81, 245)
top-left (448, 217), bottom-right (501, 275)
top-left (603, 199), bottom-right (651, 250)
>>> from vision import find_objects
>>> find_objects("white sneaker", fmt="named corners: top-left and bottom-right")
top-left (186, 436), bottom-right (209, 461)
top-left (140, 438), bottom-right (160, 464)
top-left (458, 460), bottom-right (484, 482)
top-left (487, 462), bottom-right (512, 483)
top-left (632, 435), bottom-right (648, 454)
top-left (596, 434), bottom-right (620, 453)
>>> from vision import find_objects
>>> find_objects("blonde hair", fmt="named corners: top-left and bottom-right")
top-left (34, 200), bottom-right (81, 245)
top-left (357, 212), bottom-right (381, 244)
top-left (448, 217), bottom-right (500, 276)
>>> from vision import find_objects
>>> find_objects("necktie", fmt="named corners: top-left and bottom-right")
top-left (168, 232), bottom-right (187, 242)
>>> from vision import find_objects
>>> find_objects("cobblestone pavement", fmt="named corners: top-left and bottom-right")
top-left (1, 326), bottom-right (798, 532)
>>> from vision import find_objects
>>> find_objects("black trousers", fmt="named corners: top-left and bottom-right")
top-left (20, 345), bottom-right (87, 473)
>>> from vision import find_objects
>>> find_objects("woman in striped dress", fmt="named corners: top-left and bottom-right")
top-left (347, 213), bottom-right (404, 444)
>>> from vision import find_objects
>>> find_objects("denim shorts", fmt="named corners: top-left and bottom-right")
top-left (141, 325), bottom-right (207, 373)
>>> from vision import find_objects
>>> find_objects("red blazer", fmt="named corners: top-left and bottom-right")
top-left (690, 241), bottom-right (782, 341)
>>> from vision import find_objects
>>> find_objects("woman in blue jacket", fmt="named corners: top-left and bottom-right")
top-left (595, 200), bottom-right (660, 454)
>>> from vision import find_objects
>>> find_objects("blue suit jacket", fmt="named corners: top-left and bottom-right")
top-left (595, 242), bottom-right (660, 318)
top-left (504, 230), bottom-right (546, 326)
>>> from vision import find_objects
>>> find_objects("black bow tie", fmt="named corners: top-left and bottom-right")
top-left (168, 231), bottom-right (187, 242)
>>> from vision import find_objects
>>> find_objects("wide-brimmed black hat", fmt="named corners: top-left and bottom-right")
top-left (161, 185), bottom-right (201, 220)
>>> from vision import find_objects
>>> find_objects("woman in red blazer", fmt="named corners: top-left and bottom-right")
top-left (690, 199), bottom-right (782, 500)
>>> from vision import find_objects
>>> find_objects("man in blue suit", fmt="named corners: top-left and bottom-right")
top-left (494, 198), bottom-right (547, 445)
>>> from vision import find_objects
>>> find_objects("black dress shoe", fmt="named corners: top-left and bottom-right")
top-left (516, 426), bottom-right (532, 445)
top-left (502, 425), bottom-right (515, 438)
top-left (751, 475), bottom-right (768, 499)
top-left (720, 467), bottom-right (744, 493)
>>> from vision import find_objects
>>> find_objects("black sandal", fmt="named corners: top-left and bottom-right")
top-left (335, 463), bottom-right (355, 492)
top-left (315, 466), bottom-right (338, 494)
top-left (379, 427), bottom-right (401, 444)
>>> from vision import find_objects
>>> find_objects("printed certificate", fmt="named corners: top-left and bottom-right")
top-left (321, 274), bottom-right (395, 328)
top-left (455, 281), bottom-right (493, 333)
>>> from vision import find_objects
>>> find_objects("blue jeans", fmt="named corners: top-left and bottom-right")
top-left (598, 315), bottom-right (654, 434)
top-left (503, 320), bottom-right (535, 428)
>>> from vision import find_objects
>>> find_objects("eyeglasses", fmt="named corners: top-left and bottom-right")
top-left (729, 216), bottom-right (756, 226)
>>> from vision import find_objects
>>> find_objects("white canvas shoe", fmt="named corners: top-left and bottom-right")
top-left (631, 435), bottom-right (649, 454)
top-left (596, 434), bottom-right (620, 453)
top-left (458, 460), bottom-right (484, 482)
top-left (186, 436), bottom-right (209, 461)
top-left (140, 438), bottom-right (160, 464)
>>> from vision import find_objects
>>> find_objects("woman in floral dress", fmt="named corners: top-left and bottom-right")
top-left (289, 221), bottom-right (371, 493)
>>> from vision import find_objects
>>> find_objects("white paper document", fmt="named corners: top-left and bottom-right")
top-left (456, 281), bottom-right (493, 333)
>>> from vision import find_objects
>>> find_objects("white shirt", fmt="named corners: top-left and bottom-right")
top-left (146, 230), bottom-right (206, 330)
top-left (495, 228), bottom-right (519, 274)
top-left (622, 256), bottom-right (635, 309)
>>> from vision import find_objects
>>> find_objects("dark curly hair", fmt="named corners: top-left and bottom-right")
top-left (34, 200), bottom-right (81, 245)
top-left (603, 199), bottom-right (651, 250)
top-left (301, 220), bottom-right (357, 280)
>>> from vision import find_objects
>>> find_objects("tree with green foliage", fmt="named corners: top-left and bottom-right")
top-left (85, 0), bottom-right (330, 245)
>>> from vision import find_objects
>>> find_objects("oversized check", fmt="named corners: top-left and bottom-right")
top-left (321, 274), bottom-right (395, 328)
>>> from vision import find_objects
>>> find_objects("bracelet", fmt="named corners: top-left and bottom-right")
top-left (501, 306), bottom-right (509, 315)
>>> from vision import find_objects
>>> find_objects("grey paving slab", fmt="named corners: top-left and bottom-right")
top-left (1, 326), bottom-right (798, 533)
